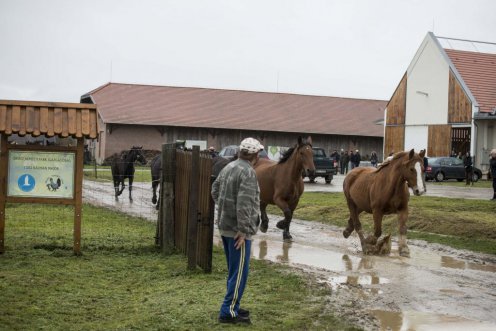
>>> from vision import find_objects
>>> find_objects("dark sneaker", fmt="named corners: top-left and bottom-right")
top-left (238, 308), bottom-right (250, 317)
top-left (218, 315), bottom-right (251, 324)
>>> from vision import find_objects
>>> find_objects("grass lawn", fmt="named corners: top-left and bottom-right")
top-left (427, 179), bottom-right (493, 188)
top-left (268, 192), bottom-right (496, 255)
top-left (0, 203), bottom-right (358, 331)
top-left (84, 166), bottom-right (152, 182)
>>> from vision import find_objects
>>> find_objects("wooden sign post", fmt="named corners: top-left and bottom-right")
top-left (0, 100), bottom-right (98, 255)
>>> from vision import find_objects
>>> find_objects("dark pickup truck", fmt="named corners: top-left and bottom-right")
top-left (303, 147), bottom-right (337, 184)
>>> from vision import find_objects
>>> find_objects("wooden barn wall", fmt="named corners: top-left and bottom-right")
top-left (386, 73), bottom-right (407, 125)
top-left (101, 124), bottom-right (384, 162)
top-left (428, 125), bottom-right (451, 157)
top-left (448, 70), bottom-right (472, 124)
top-left (383, 126), bottom-right (404, 156)
top-left (102, 124), bottom-right (163, 159)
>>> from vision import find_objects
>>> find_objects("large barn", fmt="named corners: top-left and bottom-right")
top-left (81, 83), bottom-right (387, 164)
top-left (384, 32), bottom-right (496, 174)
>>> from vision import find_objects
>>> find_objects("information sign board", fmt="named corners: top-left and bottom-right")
top-left (7, 150), bottom-right (75, 199)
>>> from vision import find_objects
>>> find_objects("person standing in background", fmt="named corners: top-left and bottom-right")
top-left (370, 151), bottom-right (378, 167)
top-left (355, 149), bottom-right (361, 168)
top-left (463, 151), bottom-right (473, 186)
top-left (342, 151), bottom-right (349, 174)
top-left (349, 150), bottom-right (356, 170)
top-left (490, 149), bottom-right (496, 200)
top-left (331, 149), bottom-right (340, 171)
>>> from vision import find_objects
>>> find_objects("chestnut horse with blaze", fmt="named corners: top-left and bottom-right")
top-left (254, 136), bottom-right (316, 240)
top-left (343, 149), bottom-right (426, 257)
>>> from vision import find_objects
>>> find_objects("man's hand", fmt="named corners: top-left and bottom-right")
top-left (234, 232), bottom-right (246, 250)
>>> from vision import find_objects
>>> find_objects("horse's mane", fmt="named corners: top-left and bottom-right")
top-left (278, 146), bottom-right (296, 164)
top-left (376, 151), bottom-right (409, 172)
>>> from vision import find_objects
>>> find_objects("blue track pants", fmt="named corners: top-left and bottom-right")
top-left (219, 236), bottom-right (251, 318)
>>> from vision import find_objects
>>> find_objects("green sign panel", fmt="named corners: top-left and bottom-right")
top-left (8, 150), bottom-right (75, 199)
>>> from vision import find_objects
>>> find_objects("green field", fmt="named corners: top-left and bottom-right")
top-left (84, 166), bottom-right (152, 182)
top-left (0, 203), bottom-right (358, 331)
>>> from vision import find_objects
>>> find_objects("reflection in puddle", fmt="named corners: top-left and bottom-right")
top-left (250, 239), bottom-right (357, 272)
top-left (441, 256), bottom-right (496, 273)
top-left (407, 249), bottom-right (496, 274)
top-left (370, 310), bottom-right (496, 331)
top-left (328, 275), bottom-right (389, 288)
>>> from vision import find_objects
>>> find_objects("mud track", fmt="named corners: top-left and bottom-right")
top-left (83, 178), bottom-right (496, 330)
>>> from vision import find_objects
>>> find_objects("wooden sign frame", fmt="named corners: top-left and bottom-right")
top-left (0, 134), bottom-right (85, 254)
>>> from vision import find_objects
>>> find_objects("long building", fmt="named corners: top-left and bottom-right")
top-left (81, 83), bottom-right (387, 164)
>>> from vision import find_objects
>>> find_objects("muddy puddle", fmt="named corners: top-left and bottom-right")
top-left (83, 179), bottom-right (496, 331)
top-left (214, 216), bottom-right (496, 331)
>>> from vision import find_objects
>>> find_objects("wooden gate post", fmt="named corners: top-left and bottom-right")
top-left (187, 146), bottom-right (200, 269)
top-left (0, 135), bottom-right (7, 253)
top-left (160, 143), bottom-right (176, 254)
top-left (73, 138), bottom-right (84, 255)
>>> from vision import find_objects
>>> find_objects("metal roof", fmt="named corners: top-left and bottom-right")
top-left (444, 49), bottom-right (496, 114)
top-left (83, 83), bottom-right (386, 137)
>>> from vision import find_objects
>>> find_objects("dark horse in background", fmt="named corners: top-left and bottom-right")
top-left (343, 149), bottom-right (426, 257)
top-left (111, 146), bottom-right (147, 202)
top-left (254, 136), bottom-right (315, 241)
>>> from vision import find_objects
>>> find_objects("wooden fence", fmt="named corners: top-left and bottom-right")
top-left (156, 143), bottom-right (214, 272)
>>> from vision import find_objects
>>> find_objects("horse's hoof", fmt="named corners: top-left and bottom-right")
top-left (343, 229), bottom-right (352, 238)
top-left (365, 235), bottom-right (378, 245)
top-left (276, 220), bottom-right (289, 230)
top-left (377, 235), bottom-right (392, 255)
top-left (260, 221), bottom-right (268, 233)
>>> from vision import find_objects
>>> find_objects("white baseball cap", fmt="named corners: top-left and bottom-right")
top-left (239, 137), bottom-right (264, 154)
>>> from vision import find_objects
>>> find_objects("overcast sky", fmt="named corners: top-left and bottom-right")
top-left (0, 0), bottom-right (495, 103)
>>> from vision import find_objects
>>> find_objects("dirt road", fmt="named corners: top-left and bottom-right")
top-left (83, 179), bottom-right (496, 331)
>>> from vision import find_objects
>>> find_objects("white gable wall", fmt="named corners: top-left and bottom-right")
top-left (405, 36), bottom-right (450, 125)
top-left (404, 126), bottom-right (428, 154)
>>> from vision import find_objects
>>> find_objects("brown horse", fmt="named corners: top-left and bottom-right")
top-left (254, 136), bottom-right (316, 241)
top-left (343, 149), bottom-right (426, 257)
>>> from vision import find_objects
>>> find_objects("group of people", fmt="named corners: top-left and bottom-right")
top-left (333, 149), bottom-right (362, 174)
top-left (331, 149), bottom-right (381, 175)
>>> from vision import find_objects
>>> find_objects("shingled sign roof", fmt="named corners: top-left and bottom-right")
top-left (0, 100), bottom-right (98, 139)
top-left (82, 83), bottom-right (386, 137)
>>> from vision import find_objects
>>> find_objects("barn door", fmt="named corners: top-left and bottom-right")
top-left (451, 128), bottom-right (471, 156)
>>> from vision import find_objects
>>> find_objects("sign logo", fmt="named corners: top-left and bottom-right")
top-left (18, 174), bottom-right (36, 192)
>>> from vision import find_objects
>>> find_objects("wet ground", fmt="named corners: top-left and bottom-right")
top-left (83, 178), bottom-right (496, 331)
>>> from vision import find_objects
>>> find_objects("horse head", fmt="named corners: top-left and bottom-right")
top-left (401, 149), bottom-right (426, 196)
top-left (297, 136), bottom-right (316, 177)
top-left (130, 146), bottom-right (147, 165)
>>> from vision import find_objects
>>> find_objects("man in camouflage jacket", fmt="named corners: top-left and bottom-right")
top-left (212, 137), bottom-right (262, 325)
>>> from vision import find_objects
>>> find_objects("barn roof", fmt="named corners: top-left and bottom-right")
top-left (82, 83), bottom-right (386, 137)
top-left (0, 100), bottom-right (98, 139)
top-left (444, 49), bottom-right (496, 113)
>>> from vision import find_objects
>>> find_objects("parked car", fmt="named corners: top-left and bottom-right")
top-left (218, 145), bottom-right (269, 160)
top-left (425, 157), bottom-right (482, 182)
top-left (302, 147), bottom-right (337, 184)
